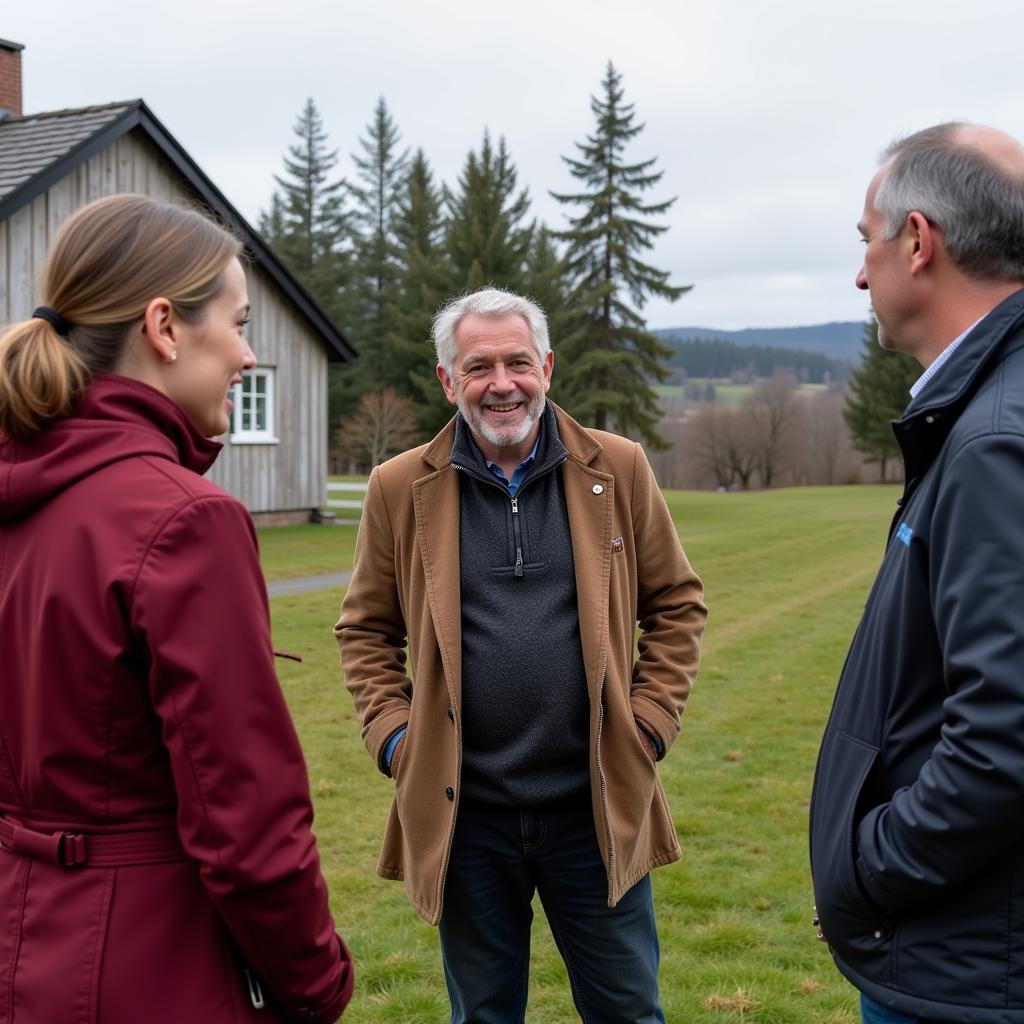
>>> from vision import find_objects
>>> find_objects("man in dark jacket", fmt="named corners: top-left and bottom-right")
top-left (811, 123), bottom-right (1024, 1024)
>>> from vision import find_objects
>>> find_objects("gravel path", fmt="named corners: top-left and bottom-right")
top-left (266, 571), bottom-right (353, 597)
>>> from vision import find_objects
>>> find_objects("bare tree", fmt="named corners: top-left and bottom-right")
top-left (744, 375), bottom-right (800, 488)
top-left (685, 405), bottom-right (737, 488)
top-left (803, 389), bottom-right (854, 484)
top-left (335, 388), bottom-right (421, 468)
top-left (721, 409), bottom-right (758, 489)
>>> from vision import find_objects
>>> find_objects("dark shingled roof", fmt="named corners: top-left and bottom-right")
top-left (0, 100), bottom-right (354, 363)
top-left (0, 102), bottom-right (133, 203)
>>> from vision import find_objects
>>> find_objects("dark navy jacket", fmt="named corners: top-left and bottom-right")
top-left (811, 288), bottom-right (1024, 1022)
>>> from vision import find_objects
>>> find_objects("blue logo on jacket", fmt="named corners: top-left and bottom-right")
top-left (896, 523), bottom-right (913, 547)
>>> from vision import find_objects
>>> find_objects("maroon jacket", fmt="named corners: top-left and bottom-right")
top-left (0, 375), bottom-right (352, 1023)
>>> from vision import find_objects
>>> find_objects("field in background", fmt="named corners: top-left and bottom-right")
top-left (654, 379), bottom-right (831, 409)
top-left (261, 485), bottom-right (899, 1023)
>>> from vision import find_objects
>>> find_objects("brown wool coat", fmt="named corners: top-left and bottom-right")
top-left (336, 404), bottom-right (706, 925)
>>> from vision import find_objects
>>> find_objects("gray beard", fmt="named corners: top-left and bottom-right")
top-left (459, 391), bottom-right (546, 449)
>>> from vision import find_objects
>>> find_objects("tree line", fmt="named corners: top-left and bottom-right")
top-left (665, 337), bottom-right (845, 383)
top-left (258, 62), bottom-right (687, 464)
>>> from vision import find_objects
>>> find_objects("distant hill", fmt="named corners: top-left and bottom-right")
top-left (655, 322), bottom-right (864, 364)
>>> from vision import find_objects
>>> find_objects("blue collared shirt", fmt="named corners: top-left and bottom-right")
top-left (910, 316), bottom-right (985, 400)
top-left (484, 434), bottom-right (541, 497)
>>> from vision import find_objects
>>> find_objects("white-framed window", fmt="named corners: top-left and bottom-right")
top-left (230, 368), bottom-right (278, 444)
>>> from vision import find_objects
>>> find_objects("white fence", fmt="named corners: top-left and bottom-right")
top-left (325, 481), bottom-right (367, 520)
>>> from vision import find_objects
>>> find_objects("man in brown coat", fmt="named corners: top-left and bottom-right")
top-left (336, 287), bottom-right (706, 1023)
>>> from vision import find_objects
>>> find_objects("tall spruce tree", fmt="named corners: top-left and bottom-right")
top-left (260, 98), bottom-right (354, 441)
top-left (260, 98), bottom-right (351, 326)
top-left (844, 316), bottom-right (920, 481)
top-left (445, 131), bottom-right (533, 294)
top-left (551, 62), bottom-right (690, 446)
top-left (347, 97), bottom-right (410, 389)
top-left (390, 150), bottom-right (454, 435)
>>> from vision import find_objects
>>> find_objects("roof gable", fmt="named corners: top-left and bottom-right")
top-left (0, 100), bottom-right (355, 362)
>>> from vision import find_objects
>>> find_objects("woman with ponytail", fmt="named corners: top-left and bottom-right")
top-left (0, 195), bottom-right (352, 1023)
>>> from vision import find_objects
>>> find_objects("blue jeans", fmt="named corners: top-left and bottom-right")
top-left (439, 797), bottom-right (665, 1024)
top-left (861, 993), bottom-right (943, 1024)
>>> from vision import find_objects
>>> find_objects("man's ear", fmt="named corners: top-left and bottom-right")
top-left (542, 350), bottom-right (554, 393)
top-left (436, 364), bottom-right (458, 406)
top-left (906, 211), bottom-right (935, 277)
top-left (141, 297), bottom-right (179, 364)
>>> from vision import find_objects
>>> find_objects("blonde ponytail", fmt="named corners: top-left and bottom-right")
top-left (0, 318), bottom-right (89, 438)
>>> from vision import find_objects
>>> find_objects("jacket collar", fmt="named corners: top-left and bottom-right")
top-left (894, 286), bottom-right (1024, 488)
top-left (903, 286), bottom-right (1024, 419)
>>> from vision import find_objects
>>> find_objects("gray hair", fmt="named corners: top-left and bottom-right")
top-left (875, 122), bottom-right (1024, 281)
top-left (432, 287), bottom-right (550, 372)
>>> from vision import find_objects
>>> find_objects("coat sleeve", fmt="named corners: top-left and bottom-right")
top-left (628, 443), bottom-right (708, 756)
top-left (856, 433), bottom-right (1024, 910)
top-left (133, 495), bottom-right (353, 1023)
top-left (335, 465), bottom-right (412, 773)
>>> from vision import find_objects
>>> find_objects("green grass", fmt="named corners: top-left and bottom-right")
top-left (265, 484), bottom-right (899, 1022)
top-left (258, 524), bottom-right (359, 581)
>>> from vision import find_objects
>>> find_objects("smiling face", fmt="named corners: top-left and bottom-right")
top-left (166, 258), bottom-right (256, 437)
top-left (437, 313), bottom-right (553, 461)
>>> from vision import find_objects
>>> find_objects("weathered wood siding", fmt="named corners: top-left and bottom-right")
top-left (0, 129), bottom-right (328, 514)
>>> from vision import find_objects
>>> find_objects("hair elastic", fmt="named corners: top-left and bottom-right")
top-left (32, 306), bottom-right (72, 337)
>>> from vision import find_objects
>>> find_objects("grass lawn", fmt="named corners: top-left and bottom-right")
top-left (656, 380), bottom-right (830, 409)
top-left (264, 484), bottom-right (899, 1023)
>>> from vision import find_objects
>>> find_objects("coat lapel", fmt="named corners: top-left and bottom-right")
top-left (413, 466), bottom-right (462, 706)
top-left (564, 458), bottom-right (614, 695)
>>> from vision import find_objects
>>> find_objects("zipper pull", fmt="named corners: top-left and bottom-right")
top-left (511, 496), bottom-right (524, 577)
top-left (244, 968), bottom-right (265, 1010)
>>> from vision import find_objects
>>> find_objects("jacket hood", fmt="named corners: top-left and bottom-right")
top-left (0, 373), bottom-right (222, 522)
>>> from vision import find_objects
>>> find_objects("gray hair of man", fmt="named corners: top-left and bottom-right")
top-left (875, 122), bottom-right (1024, 281)
top-left (432, 287), bottom-right (551, 374)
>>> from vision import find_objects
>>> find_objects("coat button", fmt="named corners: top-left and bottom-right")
top-left (447, 707), bottom-right (455, 722)
top-left (872, 929), bottom-right (883, 939)
top-left (445, 786), bottom-right (455, 800)
top-left (592, 484), bottom-right (604, 495)
top-left (925, 415), bottom-right (935, 424)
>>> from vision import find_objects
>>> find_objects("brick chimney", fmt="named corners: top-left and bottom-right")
top-left (0, 39), bottom-right (24, 119)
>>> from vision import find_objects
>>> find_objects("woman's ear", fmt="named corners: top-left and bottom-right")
top-left (141, 297), bottom-right (179, 364)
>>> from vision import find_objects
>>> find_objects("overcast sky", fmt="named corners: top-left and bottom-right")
top-left (7, 0), bottom-right (1024, 330)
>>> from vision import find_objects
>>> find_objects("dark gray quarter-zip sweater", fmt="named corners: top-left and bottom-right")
top-left (451, 406), bottom-right (591, 806)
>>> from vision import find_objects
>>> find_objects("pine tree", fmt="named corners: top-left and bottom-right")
top-left (445, 131), bottom-right (533, 294)
top-left (348, 97), bottom-right (410, 388)
top-left (261, 99), bottom-right (351, 324)
top-left (390, 150), bottom-right (454, 435)
top-left (261, 99), bottom-right (355, 439)
top-left (551, 62), bottom-right (690, 447)
top-left (843, 316), bottom-right (920, 481)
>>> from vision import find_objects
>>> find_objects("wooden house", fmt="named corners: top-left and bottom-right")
top-left (0, 40), bottom-right (355, 524)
